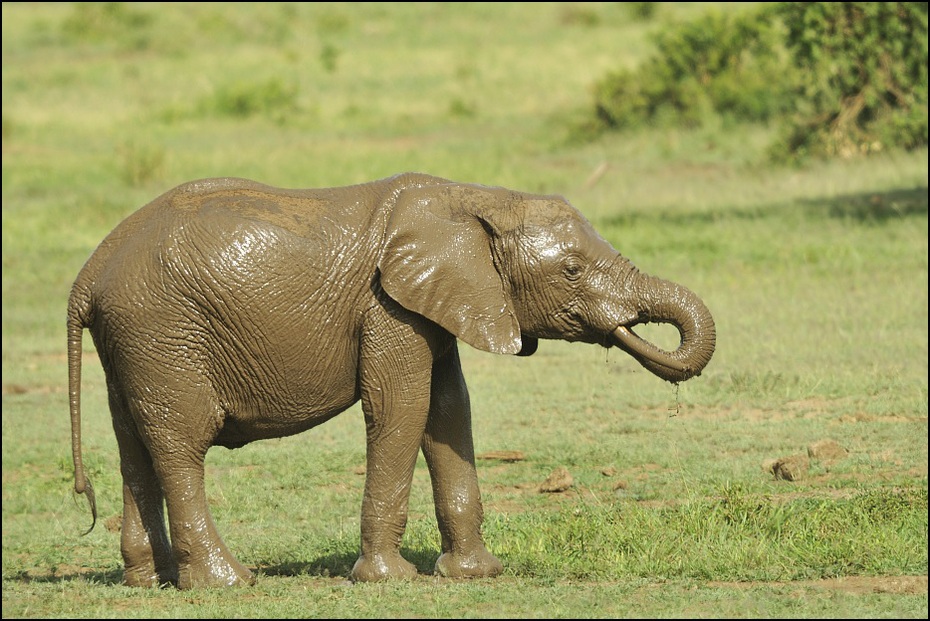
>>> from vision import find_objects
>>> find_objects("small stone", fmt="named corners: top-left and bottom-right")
top-left (772, 454), bottom-right (809, 481)
top-left (538, 466), bottom-right (573, 493)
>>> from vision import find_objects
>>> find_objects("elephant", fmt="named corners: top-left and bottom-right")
top-left (67, 172), bottom-right (715, 588)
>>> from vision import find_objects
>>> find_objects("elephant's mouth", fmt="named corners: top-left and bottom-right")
top-left (611, 323), bottom-right (691, 375)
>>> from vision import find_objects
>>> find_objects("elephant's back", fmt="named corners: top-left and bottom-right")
top-left (89, 177), bottom-right (383, 276)
top-left (85, 175), bottom-right (418, 362)
top-left (74, 172), bottom-right (450, 320)
top-left (154, 177), bottom-right (372, 238)
top-left (99, 172), bottom-right (450, 248)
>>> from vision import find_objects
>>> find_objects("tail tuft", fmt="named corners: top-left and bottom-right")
top-left (74, 477), bottom-right (97, 536)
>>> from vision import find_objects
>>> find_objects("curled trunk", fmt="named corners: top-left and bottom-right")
top-left (612, 274), bottom-right (716, 383)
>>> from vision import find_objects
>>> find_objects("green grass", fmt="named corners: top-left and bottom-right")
top-left (2, 2), bottom-right (927, 618)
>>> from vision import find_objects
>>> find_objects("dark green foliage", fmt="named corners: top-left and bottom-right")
top-left (591, 2), bottom-right (929, 161)
top-left (853, 486), bottom-right (929, 523)
top-left (593, 7), bottom-right (795, 131)
top-left (772, 2), bottom-right (929, 160)
top-left (625, 2), bottom-right (660, 21)
top-left (201, 77), bottom-right (301, 122)
top-left (320, 43), bottom-right (340, 73)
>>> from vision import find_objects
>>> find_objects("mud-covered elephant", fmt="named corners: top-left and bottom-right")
top-left (67, 172), bottom-right (715, 588)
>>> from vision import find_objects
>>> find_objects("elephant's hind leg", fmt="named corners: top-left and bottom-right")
top-left (138, 388), bottom-right (255, 589)
top-left (110, 392), bottom-right (178, 587)
top-left (158, 457), bottom-right (255, 589)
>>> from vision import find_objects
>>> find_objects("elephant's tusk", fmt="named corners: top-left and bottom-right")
top-left (612, 325), bottom-right (690, 373)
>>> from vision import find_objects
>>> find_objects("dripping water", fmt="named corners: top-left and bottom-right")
top-left (668, 382), bottom-right (681, 417)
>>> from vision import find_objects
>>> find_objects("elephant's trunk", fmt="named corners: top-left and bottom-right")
top-left (612, 274), bottom-right (716, 383)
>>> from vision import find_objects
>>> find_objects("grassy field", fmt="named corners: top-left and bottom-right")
top-left (2, 2), bottom-right (927, 618)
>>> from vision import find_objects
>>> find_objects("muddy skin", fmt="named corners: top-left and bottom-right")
top-left (67, 173), bottom-right (716, 587)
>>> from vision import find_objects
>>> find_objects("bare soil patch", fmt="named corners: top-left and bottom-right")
top-left (708, 575), bottom-right (927, 595)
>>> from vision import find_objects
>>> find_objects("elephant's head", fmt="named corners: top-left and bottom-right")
top-left (378, 182), bottom-right (715, 383)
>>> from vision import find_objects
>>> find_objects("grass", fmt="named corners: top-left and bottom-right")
top-left (2, 2), bottom-right (927, 618)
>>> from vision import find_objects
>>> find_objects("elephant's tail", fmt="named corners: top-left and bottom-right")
top-left (67, 284), bottom-right (97, 535)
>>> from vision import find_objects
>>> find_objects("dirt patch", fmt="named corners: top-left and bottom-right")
top-left (838, 412), bottom-right (927, 424)
top-left (2, 383), bottom-right (64, 396)
top-left (665, 402), bottom-right (928, 425)
top-left (708, 575), bottom-right (927, 595)
top-left (477, 450), bottom-right (526, 462)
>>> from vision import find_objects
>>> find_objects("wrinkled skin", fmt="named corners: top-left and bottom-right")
top-left (67, 172), bottom-right (715, 588)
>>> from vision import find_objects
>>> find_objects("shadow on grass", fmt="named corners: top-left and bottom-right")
top-left (8, 548), bottom-right (440, 586)
top-left (256, 547), bottom-right (440, 580)
top-left (806, 187), bottom-right (929, 222)
top-left (601, 186), bottom-right (929, 226)
top-left (8, 567), bottom-right (126, 586)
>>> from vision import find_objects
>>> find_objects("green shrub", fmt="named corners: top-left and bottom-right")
top-left (591, 2), bottom-right (929, 161)
top-left (625, 2), bottom-right (660, 21)
top-left (771, 2), bottom-right (929, 160)
top-left (593, 7), bottom-right (795, 131)
top-left (201, 77), bottom-right (300, 122)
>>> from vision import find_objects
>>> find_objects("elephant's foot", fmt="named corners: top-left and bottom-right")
top-left (350, 552), bottom-right (418, 582)
top-left (121, 541), bottom-right (179, 588)
top-left (123, 564), bottom-right (179, 588)
top-left (434, 546), bottom-right (503, 579)
top-left (176, 554), bottom-right (254, 589)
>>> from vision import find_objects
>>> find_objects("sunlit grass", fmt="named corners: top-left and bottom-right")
top-left (2, 2), bottom-right (927, 618)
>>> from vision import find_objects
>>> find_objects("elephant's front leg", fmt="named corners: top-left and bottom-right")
top-left (422, 345), bottom-right (503, 579)
top-left (351, 322), bottom-right (435, 582)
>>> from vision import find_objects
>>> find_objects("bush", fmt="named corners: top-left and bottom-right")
top-left (590, 2), bottom-right (929, 161)
top-left (593, 6), bottom-right (795, 131)
top-left (771, 2), bottom-right (929, 160)
top-left (201, 77), bottom-right (301, 122)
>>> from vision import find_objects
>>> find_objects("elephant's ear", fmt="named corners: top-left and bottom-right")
top-left (378, 184), bottom-right (523, 355)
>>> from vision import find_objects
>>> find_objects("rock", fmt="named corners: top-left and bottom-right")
top-left (807, 439), bottom-right (848, 462)
top-left (538, 466), bottom-right (573, 493)
top-left (771, 454), bottom-right (810, 481)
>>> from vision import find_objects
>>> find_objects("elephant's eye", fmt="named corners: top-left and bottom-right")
top-left (562, 257), bottom-right (585, 281)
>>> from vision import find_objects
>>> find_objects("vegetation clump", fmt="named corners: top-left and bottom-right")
top-left (593, 7), bottom-right (795, 130)
top-left (773, 2), bottom-right (928, 159)
top-left (591, 2), bottom-right (929, 161)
